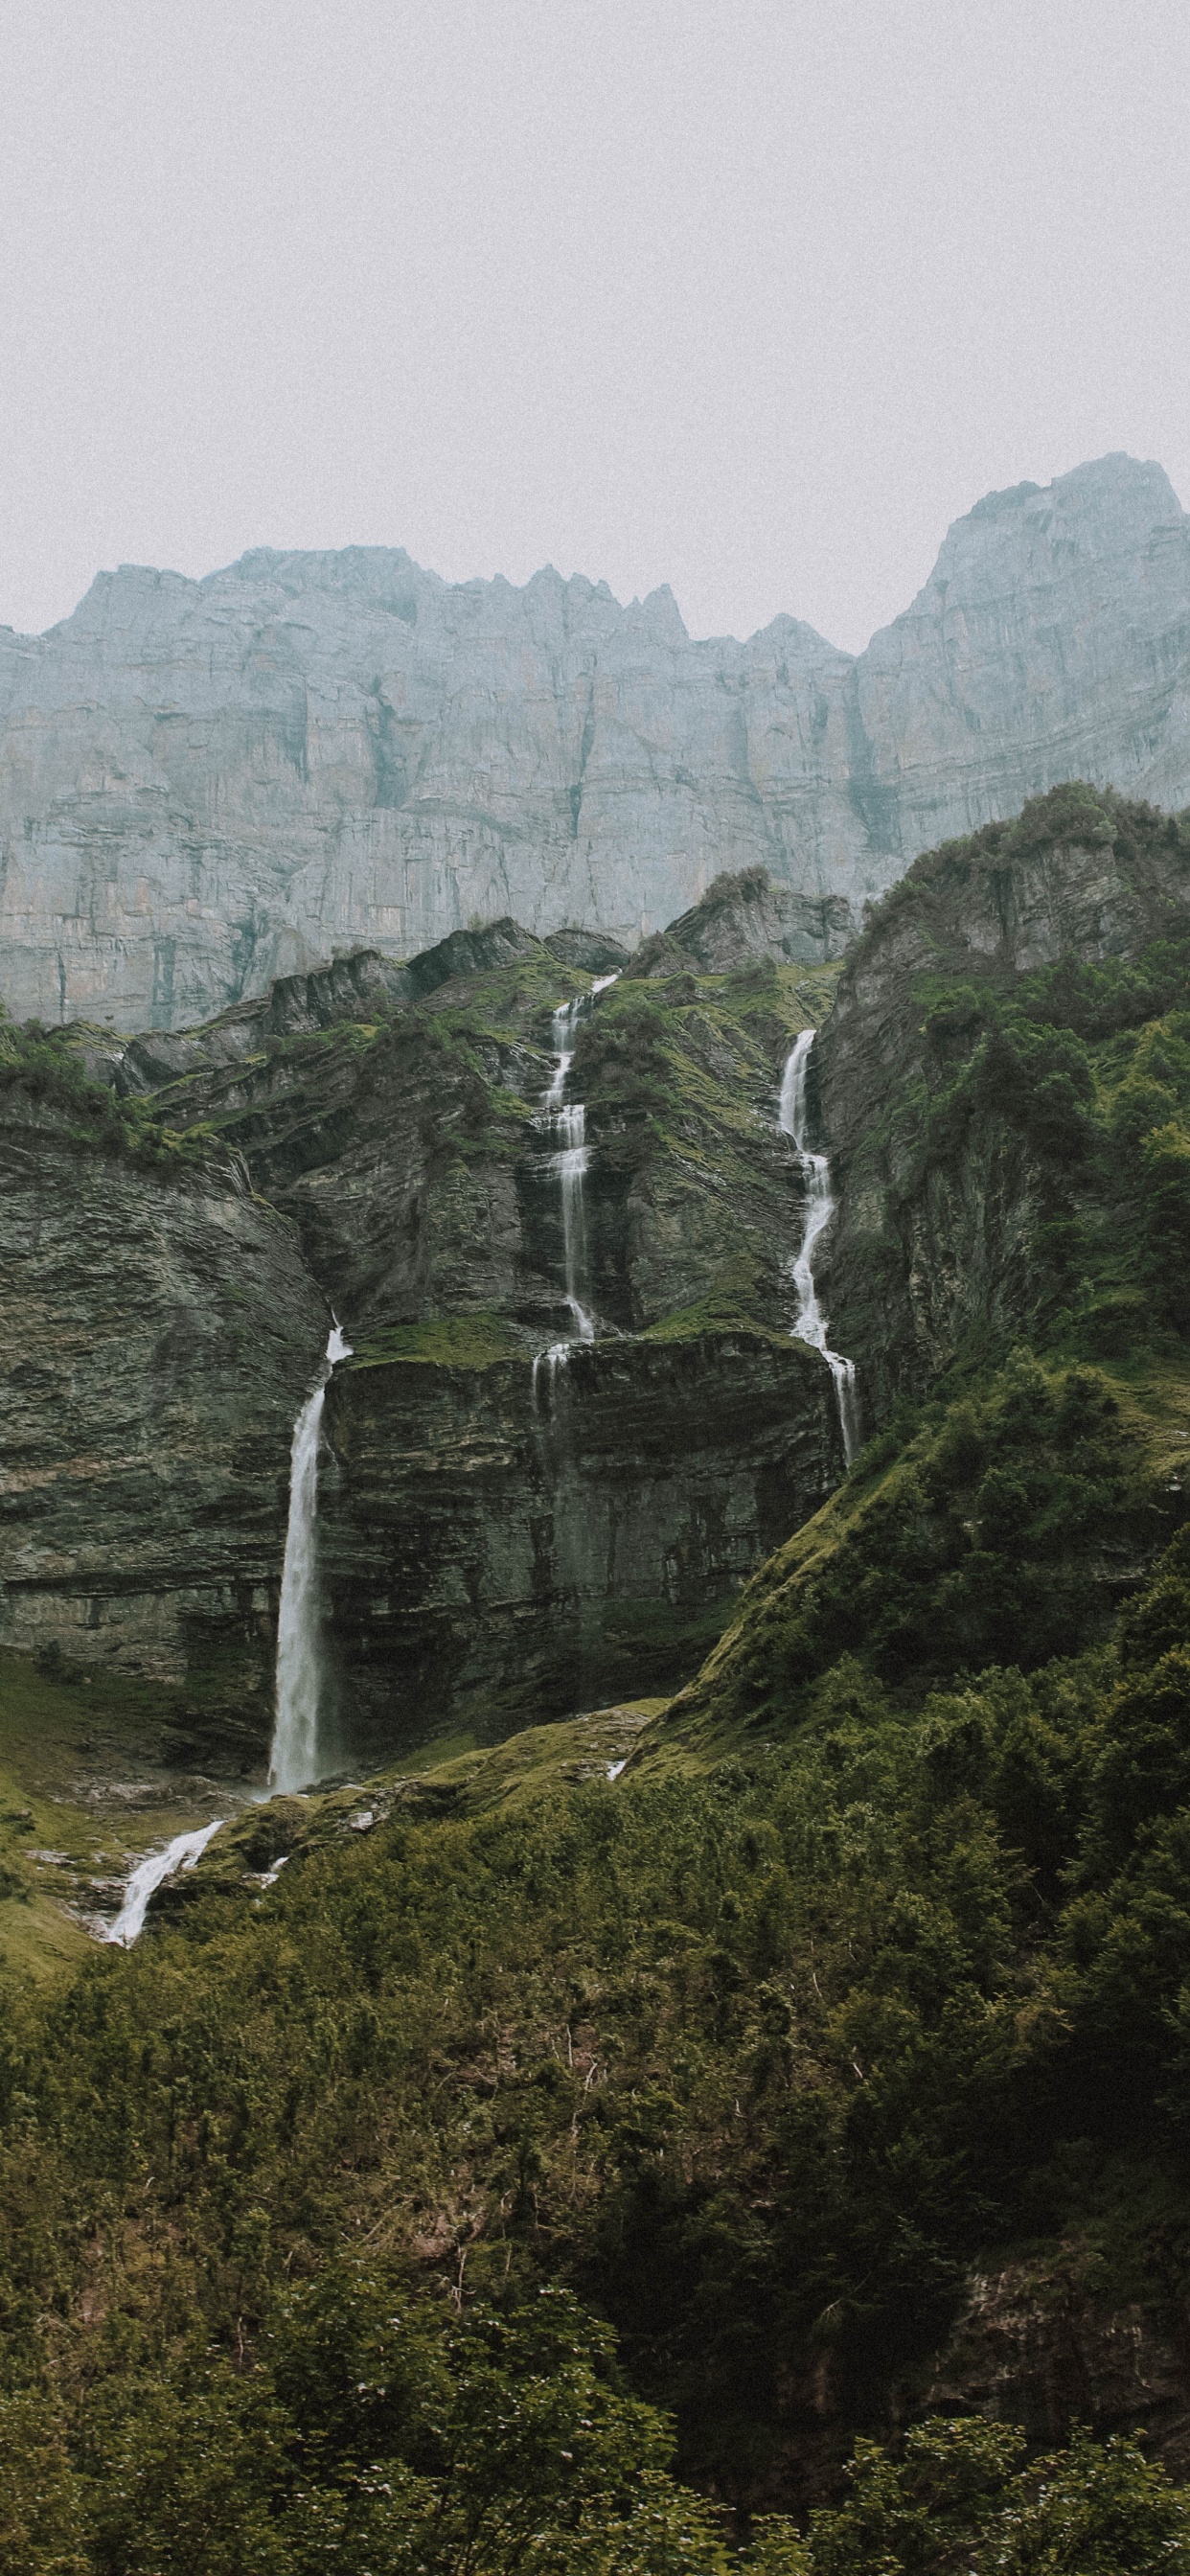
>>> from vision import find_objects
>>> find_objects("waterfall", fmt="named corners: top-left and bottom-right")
top-left (779, 1031), bottom-right (860, 1465)
top-left (268, 1320), bottom-right (353, 1792)
top-left (103, 1316), bottom-right (351, 1944)
top-left (533, 978), bottom-right (617, 1399)
top-left (105, 1820), bottom-right (223, 1947)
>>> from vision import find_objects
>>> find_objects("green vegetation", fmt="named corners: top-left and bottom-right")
top-left (862, 780), bottom-right (1190, 948)
top-left (663, 1350), bottom-right (1155, 1756)
top-left (833, 790), bottom-right (1190, 1396)
top-left (5, 1465), bottom-right (1190, 2559)
top-left (0, 1017), bottom-right (218, 1167)
top-left (345, 1312), bottom-right (525, 1370)
top-left (9, 818), bottom-right (1190, 2564)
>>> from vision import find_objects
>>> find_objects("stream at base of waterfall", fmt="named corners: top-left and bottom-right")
top-left (533, 977), bottom-right (618, 1406)
top-left (779, 1030), bottom-right (860, 1466)
top-left (105, 1320), bottom-right (352, 1945)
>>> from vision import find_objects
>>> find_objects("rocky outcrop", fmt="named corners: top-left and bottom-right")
top-left (814, 785), bottom-right (1190, 1412)
top-left (923, 2260), bottom-right (1190, 2475)
top-left (2, 455), bottom-right (1188, 1030)
top-left (0, 1105), bottom-right (327, 1760)
top-left (544, 928), bottom-right (631, 974)
top-left (0, 927), bottom-right (842, 1769)
top-left (629, 867), bottom-right (854, 978)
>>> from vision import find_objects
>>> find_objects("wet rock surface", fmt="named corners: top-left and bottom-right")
top-left (0, 1102), bottom-right (327, 1758)
top-left (0, 920), bottom-right (845, 1771)
top-left (319, 1330), bottom-right (838, 1760)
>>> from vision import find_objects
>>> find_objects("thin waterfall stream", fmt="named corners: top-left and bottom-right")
top-left (106, 1317), bottom-right (352, 1944)
top-left (533, 976), bottom-right (618, 1402)
top-left (779, 1030), bottom-right (860, 1465)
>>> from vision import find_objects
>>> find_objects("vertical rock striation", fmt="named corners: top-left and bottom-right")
top-left (1, 455), bottom-right (1187, 1028)
top-left (0, 1103), bottom-right (327, 1759)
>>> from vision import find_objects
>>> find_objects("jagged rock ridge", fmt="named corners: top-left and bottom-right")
top-left (2, 453), bottom-right (1188, 1029)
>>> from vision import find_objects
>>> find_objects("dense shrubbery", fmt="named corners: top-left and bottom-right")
top-left (2, 1411), bottom-right (1190, 2559)
top-left (694, 1352), bottom-right (1148, 1730)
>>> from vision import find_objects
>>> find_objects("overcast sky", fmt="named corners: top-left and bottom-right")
top-left (1, 0), bottom-right (1188, 651)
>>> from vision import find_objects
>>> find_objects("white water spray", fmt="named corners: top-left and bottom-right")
top-left (105, 1820), bottom-right (223, 1947)
top-left (268, 1321), bottom-right (353, 1792)
top-left (533, 979), bottom-right (618, 1399)
top-left (103, 1319), bottom-right (351, 1944)
top-left (779, 1031), bottom-right (860, 1465)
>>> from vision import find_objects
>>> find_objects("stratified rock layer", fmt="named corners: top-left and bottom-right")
top-left (815, 785), bottom-right (1190, 1412)
top-left (2, 454), bottom-right (1188, 1028)
top-left (0, 1105), bottom-right (327, 1758)
top-left (320, 1333), bottom-right (836, 1760)
top-left (0, 934), bottom-right (844, 1764)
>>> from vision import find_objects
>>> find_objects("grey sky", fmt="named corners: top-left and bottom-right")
top-left (2, 0), bottom-right (1188, 652)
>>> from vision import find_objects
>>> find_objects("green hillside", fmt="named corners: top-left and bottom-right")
top-left (5, 793), bottom-right (1190, 2568)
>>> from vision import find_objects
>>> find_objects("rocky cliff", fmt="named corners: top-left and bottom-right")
top-left (0, 924), bottom-right (844, 1766)
top-left (320, 1332), bottom-right (831, 1761)
top-left (2, 454), bottom-right (1188, 1029)
top-left (815, 783), bottom-right (1190, 1416)
top-left (0, 1095), bottom-right (327, 1763)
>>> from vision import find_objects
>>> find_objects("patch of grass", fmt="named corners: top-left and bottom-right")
top-left (639, 1253), bottom-right (808, 1346)
top-left (345, 1313), bottom-right (524, 1370)
top-left (0, 1648), bottom-right (239, 1975)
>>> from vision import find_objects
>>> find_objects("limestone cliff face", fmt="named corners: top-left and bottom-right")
top-left (2, 454), bottom-right (1187, 1030)
top-left (0, 1104), bottom-right (327, 1759)
top-left (319, 1334), bottom-right (835, 1760)
top-left (814, 786), bottom-right (1190, 1414)
top-left (0, 932), bottom-right (843, 1762)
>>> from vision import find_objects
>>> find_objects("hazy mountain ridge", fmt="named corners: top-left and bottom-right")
top-left (2, 452), bottom-right (1188, 1028)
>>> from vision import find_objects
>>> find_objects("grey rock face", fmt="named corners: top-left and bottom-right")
top-left (2, 454), bottom-right (1188, 1030)
top-left (629, 865), bottom-right (853, 978)
top-left (319, 1334), bottom-right (837, 1760)
top-left (0, 1104), bottom-right (328, 1756)
top-left (926, 2260), bottom-right (1190, 2472)
top-left (814, 788), bottom-right (1190, 1414)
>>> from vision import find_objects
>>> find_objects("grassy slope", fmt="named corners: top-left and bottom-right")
top-left (0, 1651), bottom-right (244, 1978)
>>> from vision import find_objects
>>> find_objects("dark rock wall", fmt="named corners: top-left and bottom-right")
top-left (0, 1106), bottom-right (327, 1759)
top-left (1, 932), bottom-right (846, 1770)
top-left (319, 1333), bottom-right (839, 1759)
top-left (815, 794), bottom-right (1190, 1414)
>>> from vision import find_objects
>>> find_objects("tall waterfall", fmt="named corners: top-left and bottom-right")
top-left (779, 1031), bottom-right (860, 1465)
top-left (533, 978), bottom-right (617, 1397)
top-left (268, 1321), bottom-right (353, 1792)
top-left (104, 1317), bottom-right (352, 1944)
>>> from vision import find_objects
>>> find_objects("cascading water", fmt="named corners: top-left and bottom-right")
top-left (779, 1030), bottom-right (860, 1466)
top-left (104, 1318), bottom-right (352, 1944)
top-left (533, 978), bottom-right (617, 1401)
top-left (105, 1820), bottom-right (223, 1947)
top-left (268, 1320), bottom-right (353, 1792)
